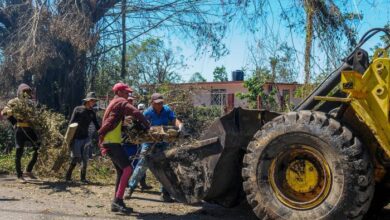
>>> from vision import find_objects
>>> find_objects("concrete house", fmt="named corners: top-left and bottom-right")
top-left (172, 81), bottom-right (301, 110)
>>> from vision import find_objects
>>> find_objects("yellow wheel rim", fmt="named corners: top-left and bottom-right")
top-left (286, 160), bottom-right (319, 193)
top-left (269, 146), bottom-right (332, 210)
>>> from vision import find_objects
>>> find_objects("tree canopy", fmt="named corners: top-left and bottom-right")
top-left (0, 0), bottom-right (386, 114)
top-left (0, 0), bottom-right (265, 114)
top-left (213, 66), bottom-right (228, 82)
top-left (189, 72), bottom-right (207, 83)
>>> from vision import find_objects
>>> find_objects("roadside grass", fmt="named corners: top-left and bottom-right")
top-left (0, 148), bottom-right (116, 183)
top-left (0, 149), bottom-right (159, 189)
top-left (0, 149), bottom-right (29, 175)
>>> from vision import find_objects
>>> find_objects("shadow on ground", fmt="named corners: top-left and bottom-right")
top-left (136, 206), bottom-right (390, 220)
top-left (136, 202), bottom-right (258, 220)
top-left (0, 174), bottom-right (103, 195)
top-left (30, 179), bottom-right (105, 195)
top-left (0, 198), bottom-right (20, 202)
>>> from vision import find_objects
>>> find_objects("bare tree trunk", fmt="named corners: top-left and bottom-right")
top-left (270, 57), bottom-right (277, 82)
top-left (0, 0), bottom-right (122, 115)
top-left (304, 1), bottom-right (314, 84)
top-left (36, 42), bottom-right (86, 116)
top-left (121, 0), bottom-right (127, 78)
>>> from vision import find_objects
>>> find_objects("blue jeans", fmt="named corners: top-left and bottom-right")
top-left (128, 142), bottom-right (168, 190)
top-left (123, 144), bottom-right (140, 168)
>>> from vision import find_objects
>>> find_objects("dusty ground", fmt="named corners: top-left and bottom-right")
top-left (0, 174), bottom-right (256, 220)
top-left (1, 174), bottom-right (390, 220)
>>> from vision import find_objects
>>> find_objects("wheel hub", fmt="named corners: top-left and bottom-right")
top-left (269, 146), bottom-right (332, 210)
top-left (286, 159), bottom-right (319, 193)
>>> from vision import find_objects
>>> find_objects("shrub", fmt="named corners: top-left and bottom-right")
top-left (0, 120), bottom-right (14, 154)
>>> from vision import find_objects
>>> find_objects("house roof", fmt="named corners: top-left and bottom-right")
top-left (174, 81), bottom-right (245, 86)
top-left (172, 81), bottom-right (300, 86)
top-left (140, 81), bottom-right (301, 89)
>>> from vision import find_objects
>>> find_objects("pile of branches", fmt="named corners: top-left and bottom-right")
top-left (123, 125), bottom-right (179, 144)
top-left (143, 84), bottom-right (223, 145)
top-left (8, 98), bottom-right (67, 175)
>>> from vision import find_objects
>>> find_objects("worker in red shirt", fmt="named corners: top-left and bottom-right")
top-left (98, 82), bottom-right (150, 214)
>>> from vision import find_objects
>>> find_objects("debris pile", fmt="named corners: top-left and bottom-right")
top-left (9, 98), bottom-right (67, 175)
top-left (123, 125), bottom-right (179, 144)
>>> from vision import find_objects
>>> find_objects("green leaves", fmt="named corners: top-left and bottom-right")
top-left (6, 98), bottom-right (67, 175)
top-left (213, 66), bottom-right (228, 82)
top-left (237, 67), bottom-right (271, 109)
top-left (188, 72), bottom-right (206, 83)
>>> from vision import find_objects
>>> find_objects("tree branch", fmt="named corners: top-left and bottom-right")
top-left (91, 0), bottom-right (121, 22)
top-left (91, 12), bottom-right (176, 57)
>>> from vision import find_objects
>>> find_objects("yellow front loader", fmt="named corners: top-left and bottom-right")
top-left (146, 28), bottom-right (390, 219)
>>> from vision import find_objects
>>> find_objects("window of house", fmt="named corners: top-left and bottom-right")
top-left (211, 89), bottom-right (227, 105)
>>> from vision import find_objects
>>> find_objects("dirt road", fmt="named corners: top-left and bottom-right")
top-left (1, 174), bottom-right (390, 220)
top-left (0, 175), bottom-right (256, 220)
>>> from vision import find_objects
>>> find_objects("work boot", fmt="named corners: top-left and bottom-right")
top-left (23, 172), bottom-right (37, 179)
top-left (111, 198), bottom-right (133, 214)
top-left (65, 172), bottom-right (72, 182)
top-left (80, 170), bottom-right (89, 184)
top-left (16, 176), bottom-right (27, 184)
top-left (125, 188), bottom-right (134, 199)
top-left (80, 178), bottom-right (90, 184)
top-left (140, 183), bottom-right (153, 191)
top-left (139, 176), bottom-right (152, 191)
top-left (160, 192), bottom-right (174, 203)
top-left (65, 163), bottom-right (76, 182)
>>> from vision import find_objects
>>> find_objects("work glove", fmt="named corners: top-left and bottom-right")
top-left (177, 124), bottom-right (190, 138)
top-left (1, 107), bottom-right (12, 117)
top-left (177, 124), bottom-right (184, 133)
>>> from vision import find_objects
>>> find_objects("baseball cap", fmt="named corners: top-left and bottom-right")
top-left (112, 82), bottom-right (133, 93)
top-left (137, 103), bottom-right (146, 110)
top-left (151, 93), bottom-right (164, 103)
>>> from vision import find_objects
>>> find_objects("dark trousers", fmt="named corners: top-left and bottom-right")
top-left (104, 143), bottom-right (131, 197)
top-left (15, 127), bottom-right (39, 178)
top-left (66, 138), bottom-right (90, 180)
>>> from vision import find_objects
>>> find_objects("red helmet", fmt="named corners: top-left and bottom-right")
top-left (112, 82), bottom-right (133, 93)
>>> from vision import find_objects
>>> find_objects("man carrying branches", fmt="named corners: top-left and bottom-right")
top-left (127, 93), bottom-right (183, 202)
top-left (98, 82), bottom-right (150, 214)
top-left (1, 83), bottom-right (40, 182)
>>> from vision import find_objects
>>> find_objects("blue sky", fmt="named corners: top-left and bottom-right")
top-left (166, 0), bottom-right (390, 82)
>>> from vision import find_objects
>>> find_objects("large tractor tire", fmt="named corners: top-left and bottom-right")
top-left (242, 111), bottom-right (374, 219)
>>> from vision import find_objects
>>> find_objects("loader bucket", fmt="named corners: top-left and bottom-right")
top-left (146, 107), bottom-right (279, 207)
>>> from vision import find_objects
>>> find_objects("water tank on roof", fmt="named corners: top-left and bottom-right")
top-left (232, 70), bottom-right (244, 81)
